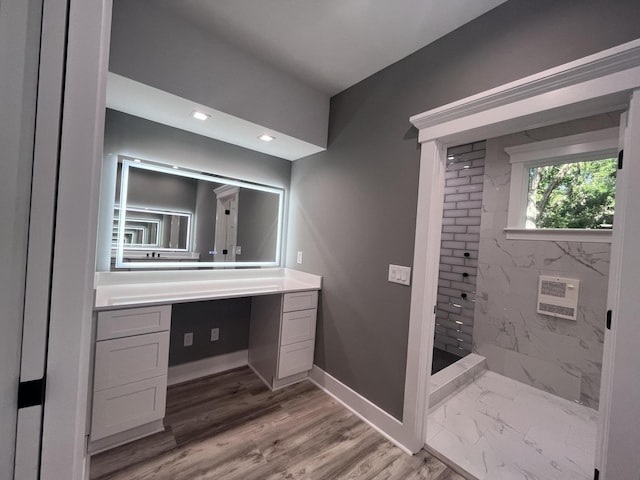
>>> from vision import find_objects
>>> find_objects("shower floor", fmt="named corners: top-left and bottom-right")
top-left (426, 370), bottom-right (597, 480)
top-left (431, 347), bottom-right (464, 374)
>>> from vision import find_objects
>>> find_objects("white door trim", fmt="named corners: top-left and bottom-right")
top-left (406, 37), bottom-right (640, 478)
top-left (595, 92), bottom-right (640, 479)
top-left (401, 140), bottom-right (446, 448)
top-left (40, 1), bottom-right (112, 479)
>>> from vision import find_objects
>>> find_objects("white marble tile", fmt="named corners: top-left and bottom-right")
top-left (503, 350), bottom-right (582, 401)
top-left (426, 371), bottom-right (597, 480)
top-left (430, 353), bottom-right (486, 407)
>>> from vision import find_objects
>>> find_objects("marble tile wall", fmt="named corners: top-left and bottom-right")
top-left (473, 130), bottom-right (610, 409)
top-left (435, 142), bottom-right (486, 356)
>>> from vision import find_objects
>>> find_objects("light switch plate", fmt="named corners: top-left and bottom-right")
top-left (183, 332), bottom-right (193, 347)
top-left (388, 264), bottom-right (411, 286)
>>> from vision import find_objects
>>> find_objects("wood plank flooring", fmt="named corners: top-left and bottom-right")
top-left (90, 367), bottom-right (465, 480)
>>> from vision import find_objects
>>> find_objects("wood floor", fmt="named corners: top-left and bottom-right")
top-left (90, 367), bottom-right (465, 480)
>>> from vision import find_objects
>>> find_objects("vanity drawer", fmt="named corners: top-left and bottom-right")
top-left (94, 332), bottom-right (169, 391)
top-left (97, 305), bottom-right (171, 341)
top-left (277, 340), bottom-right (315, 379)
top-left (282, 291), bottom-right (318, 313)
top-left (280, 309), bottom-right (317, 346)
top-left (90, 375), bottom-right (167, 441)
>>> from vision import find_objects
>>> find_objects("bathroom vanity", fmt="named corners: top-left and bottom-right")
top-left (88, 268), bottom-right (322, 453)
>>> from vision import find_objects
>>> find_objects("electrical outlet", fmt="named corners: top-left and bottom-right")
top-left (183, 332), bottom-right (193, 347)
top-left (210, 328), bottom-right (220, 341)
top-left (297, 251), bottom-right (303, 264)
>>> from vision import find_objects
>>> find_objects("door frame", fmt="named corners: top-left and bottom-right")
top-left (38, 1), bottom-right (113, 479)
top-left (405, 38), bottom-right (640, 479)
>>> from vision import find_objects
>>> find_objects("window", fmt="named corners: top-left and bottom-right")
top-left (505, 128), bottom-right (618, 242)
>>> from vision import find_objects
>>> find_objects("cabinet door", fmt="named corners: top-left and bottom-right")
top-left (97, 305), bottom-right (171, 340)
top-left (282, 291), bottom-right (318, 313)
top-left (90, 375), bottom-right (167, 441)
top-left (277, 340), bottom-right (314, 379)
top-left (281, 309), bottom-right (317, 346)
top-left (94, 332), bottom-right (169, 391)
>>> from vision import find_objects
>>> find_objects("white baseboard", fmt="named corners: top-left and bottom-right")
top-left (309, 365), bottom-right (418, 455)
top-left (168, 350), bottom-right (248, 386)
top-left (87, 419), bottom-right (164, 455)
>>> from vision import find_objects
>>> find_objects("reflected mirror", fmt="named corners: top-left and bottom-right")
top-left (112, 157), bottom-right (284, 269)
top-left (113, 207), bottom-right (191, 250)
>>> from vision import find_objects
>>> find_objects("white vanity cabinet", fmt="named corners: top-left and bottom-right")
top-left (248, 290), bottom-right (318, 389)
top-left (89, 305), bottom-right (171, 452)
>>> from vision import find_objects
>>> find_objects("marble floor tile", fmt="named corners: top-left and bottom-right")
top-left (427, 371), bottom-right (597, 480)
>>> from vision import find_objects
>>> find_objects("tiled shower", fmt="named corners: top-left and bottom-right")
top-left (433, 141), bottom-right (486, 362)
top-left (427, 116), bottom-right (615, 479)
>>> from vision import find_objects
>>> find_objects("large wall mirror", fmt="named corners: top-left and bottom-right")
top-left (112, 157), bottom-right (284, 269)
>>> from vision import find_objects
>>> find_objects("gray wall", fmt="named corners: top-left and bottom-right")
top-left (194, 180), bottom-right (217, 262)
top-left (103, 109), bottom-right (292, 189)
top-left (237, 189), bottom-right (280, 262)
top-left (474, 115), bottom-right (618, 409)
top-left (115, 166), bottom-right (198, 213)
top-left (98, 109), bottom-right (292, 271)
top-left (169, 299), bottom-right (251, 366)
top-left (287, 0), bottom-right (640, 419)
top-left (109, 0), bottom-right (329, 148)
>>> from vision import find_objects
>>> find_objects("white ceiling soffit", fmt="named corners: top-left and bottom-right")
top-left (153, 0), bottom-right (509, 95)
top-left (106, 73), bottom-right (326, 161)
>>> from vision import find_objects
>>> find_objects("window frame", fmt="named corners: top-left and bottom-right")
top-left (505, 127), bottom-right (619, 242)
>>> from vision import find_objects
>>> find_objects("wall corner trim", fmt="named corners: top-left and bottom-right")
top-left (308, 366), bottom-right (421, 455)
top-left (409, 39), bottom-right (640, 145)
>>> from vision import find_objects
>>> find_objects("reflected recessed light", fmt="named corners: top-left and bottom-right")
top-left (447, 155), bottom-right (455, 160)
top-left (191, 110), bottom-right (210, 121)
top-left (258, 134), bottom-right (275, 142)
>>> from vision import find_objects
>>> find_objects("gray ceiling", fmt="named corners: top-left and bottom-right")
top-left (153, 0), bottom-right (509, 95)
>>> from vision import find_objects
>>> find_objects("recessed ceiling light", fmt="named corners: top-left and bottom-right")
top-left (191, 110), bottom-right (210, 121)
top-left (258, 134), bottom-right (275, 142)
top-left (133, 159), bottom-right (141, 163)
top-left (172, 165), bottom-right (179, 169)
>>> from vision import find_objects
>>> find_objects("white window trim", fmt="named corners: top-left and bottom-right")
top-left (504, 127), bottom-right (619, 242)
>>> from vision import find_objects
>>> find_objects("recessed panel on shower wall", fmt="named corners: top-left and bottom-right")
top-left (537, 275), bottom-right (580, 321)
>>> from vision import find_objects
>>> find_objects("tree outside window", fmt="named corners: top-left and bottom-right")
top-left (526, 158), bottom-right (616, 229)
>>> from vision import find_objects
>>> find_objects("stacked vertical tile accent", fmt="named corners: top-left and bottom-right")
top-left (434, 141), bottom-right (486, 356)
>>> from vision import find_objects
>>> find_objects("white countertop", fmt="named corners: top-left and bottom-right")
top-left (94, 268), bottom-right (322, 310)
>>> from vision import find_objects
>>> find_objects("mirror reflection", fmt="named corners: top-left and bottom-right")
top-left (113, 207), bottom-right (191, 250)
top-left (112, 158), bottom-right (284, 269)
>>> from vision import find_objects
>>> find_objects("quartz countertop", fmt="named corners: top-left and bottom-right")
top-left (94, 268), bottom-right (322, 310)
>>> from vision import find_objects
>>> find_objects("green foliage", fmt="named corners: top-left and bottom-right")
top-left (528, 158), bottom-right (616, 229)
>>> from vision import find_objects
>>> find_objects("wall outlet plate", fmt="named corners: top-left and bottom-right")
top-left (183, 332), bottom-right (193, 347)
top-left (388, 264), bottom-right (411, 286)
top-left (296, 251), bottom-right (303, 264)
top-left (211, 328), bottom-right (220, 341)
